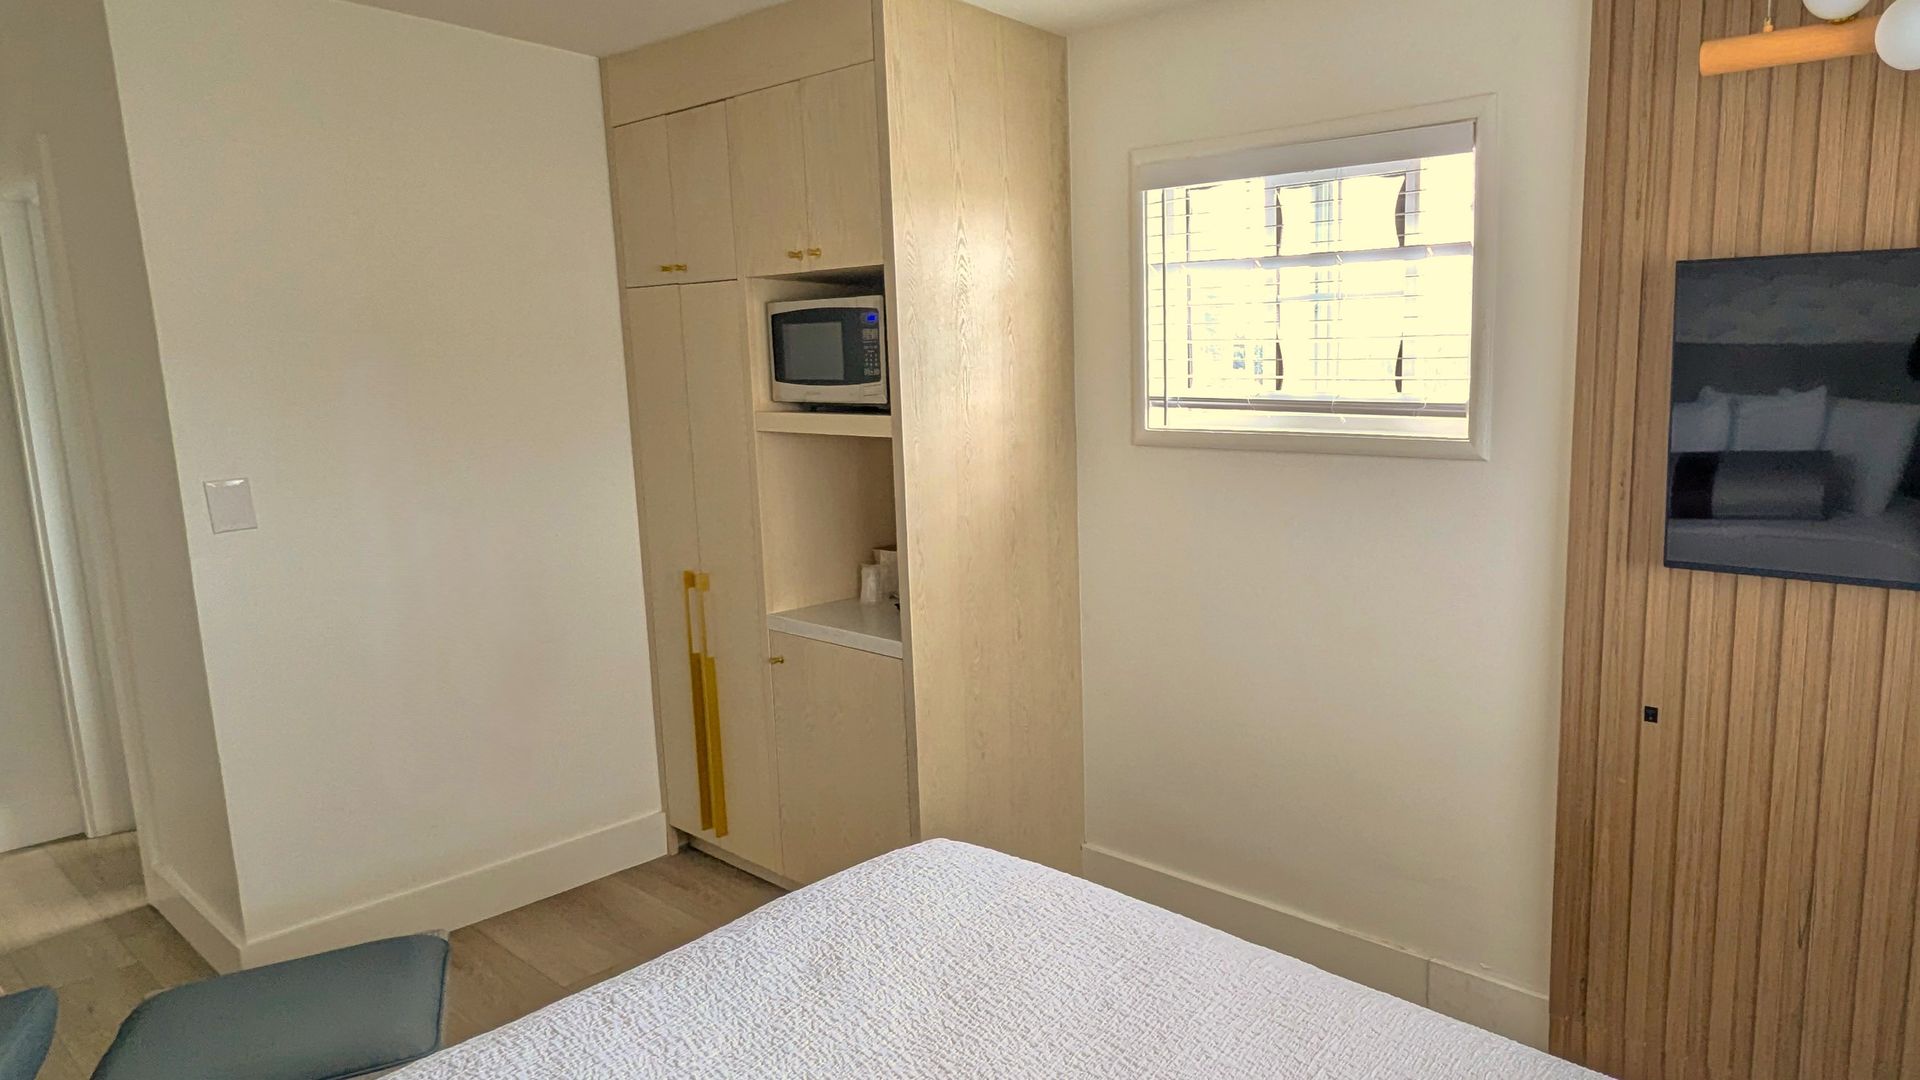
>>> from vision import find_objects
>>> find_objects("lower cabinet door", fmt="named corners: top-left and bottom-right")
top-left (682, 282), bottom-right (783, 875)
top-left (768, 631), bottom-right (911, 884)
top-left (622, 286), bottom-right (706, 837)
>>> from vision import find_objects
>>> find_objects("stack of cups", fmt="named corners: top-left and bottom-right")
top-left (872, 546), bottom-right (899, 601)
top-left (859, 546), bottom-right (901, 604)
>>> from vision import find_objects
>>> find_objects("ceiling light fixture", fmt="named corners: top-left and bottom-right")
top-left (1803, 0), bottom-right (1871, 19)
top-left (1878, 0), bottom-right (1920, 69)
top-left (1698, 0), bottom-right (1897, 75)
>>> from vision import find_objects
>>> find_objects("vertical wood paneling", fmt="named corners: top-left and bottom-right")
top-left (1853, 65), bottom-right (1920, 1075)
top-left (1849, 599), bottom-right (1920, 1078)
top-left (1705, 575), bottom-right (1783, 1079)
top-left (1753, 582), bottom-right (1836, 1079)
top-left (1551, 2), bottom-right (1920, 1076)
top-left (1799, 589), bottom-right (1888, 1076)
top-left (1549, 0), bottom-right (1628, 1051)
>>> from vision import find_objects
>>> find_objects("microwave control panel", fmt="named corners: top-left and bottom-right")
top-left (861, 311), bottom-right (883, 380)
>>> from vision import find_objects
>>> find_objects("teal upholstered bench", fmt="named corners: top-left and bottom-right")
top-left (90, 933), bottom-right (449, 1080)
top-left (0, 987), bottom-right (56, 1080)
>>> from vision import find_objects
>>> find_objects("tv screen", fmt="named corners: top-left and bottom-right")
top-left (1666, 248), bottom-right (1920, 590)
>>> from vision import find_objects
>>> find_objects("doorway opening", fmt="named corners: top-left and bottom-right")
top-left (0, 169), bottom-right (132, 853)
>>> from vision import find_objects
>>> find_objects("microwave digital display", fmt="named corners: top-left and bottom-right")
top-left (768, 295), bottom-right (888, 408)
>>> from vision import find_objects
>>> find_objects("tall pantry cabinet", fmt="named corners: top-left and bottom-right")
top-left (603, 0), bottom-right (1082, 887)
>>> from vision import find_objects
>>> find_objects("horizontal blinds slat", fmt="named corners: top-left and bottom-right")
top-left (1148, 241), bottom-right (1473, 272)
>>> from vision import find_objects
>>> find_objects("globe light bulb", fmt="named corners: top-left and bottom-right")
top-left (1802, 0), bottom-right (1871, 19)
top-left (1879, 0), bottom-right (1920, 69)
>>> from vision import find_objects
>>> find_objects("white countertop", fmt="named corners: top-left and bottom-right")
top-left (767, 597), bottom-right (902, 658)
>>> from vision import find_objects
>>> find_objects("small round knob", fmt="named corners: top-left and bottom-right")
top-left (768, 656), bottom-right (786, 665)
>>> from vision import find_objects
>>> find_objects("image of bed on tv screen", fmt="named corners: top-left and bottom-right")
top-left (1666, 247), bottom-right (1920, 591)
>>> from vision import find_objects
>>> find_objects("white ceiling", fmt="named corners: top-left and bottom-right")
top-left (345, 0), bottom-right (1186, 57)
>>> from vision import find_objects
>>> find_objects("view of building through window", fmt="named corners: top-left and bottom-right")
top-left (1143, 136), bottom-right (1476, 441)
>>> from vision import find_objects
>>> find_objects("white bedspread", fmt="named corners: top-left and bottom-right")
top-left (396, 840), bottom-right (1596, 1078)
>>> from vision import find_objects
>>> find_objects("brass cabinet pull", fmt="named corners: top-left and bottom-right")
top-left (672, 263), bottom-right (688, 272)
top-left (806, 247), bottom-right (822, 258)
top-left (682, 571), bottom-right (713, 830)
top-left (768, 655), bottom-right (785, 664)
top-left (785, 249), bottom-right (805, 260)
top-left (695, 572), bottom-right (727, 837)
top-left (658, 263), bottom-right (676, 273)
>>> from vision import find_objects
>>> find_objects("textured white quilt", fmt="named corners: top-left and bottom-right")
top-left (396, 840), bottom-right (1597, 1078)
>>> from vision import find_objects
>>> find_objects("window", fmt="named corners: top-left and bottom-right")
top-left (1136, 115), bottom-right (1486, 455)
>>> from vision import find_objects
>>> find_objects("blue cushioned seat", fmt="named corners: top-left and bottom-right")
top-left (91, 933), bottom-right (448, 1080)
top-left (0, 987), bottom-right (56, 1080)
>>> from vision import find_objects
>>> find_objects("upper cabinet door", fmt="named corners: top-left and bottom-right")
top-left (611, 117), bottom-right (677, 288)
top-left (728, 82), bottom-right (810, 278)
top-left (665, 103), bottom-right (736, 283)
top-left (800, 63), bottom-right (884, 272)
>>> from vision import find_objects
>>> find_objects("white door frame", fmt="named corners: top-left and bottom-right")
top-left (0, 142), bottom-right (135, 836)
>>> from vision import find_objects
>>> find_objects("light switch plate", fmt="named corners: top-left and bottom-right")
top-left (204, 478), bottom-right (258, 533)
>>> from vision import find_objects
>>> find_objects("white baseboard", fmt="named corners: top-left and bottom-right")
top-left (146, 861), bottom-right (245, 973)
top-left (151, 811), bottom-right (671, 971)
top-left (1080, 843), bottom-right (1548, 1049)
top-left (239, 810), bottom-right (672, 968)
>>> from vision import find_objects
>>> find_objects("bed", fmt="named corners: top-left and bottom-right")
top-left (393, 840), bottom-right (1596, 1078)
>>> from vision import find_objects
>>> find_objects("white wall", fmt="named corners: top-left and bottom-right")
top-left (104, 0), bottom-right (665, 949)
top-left (0, 0), bottom-right (239, 926)
top-left (1070, 0), bottom-right (1588, 1036)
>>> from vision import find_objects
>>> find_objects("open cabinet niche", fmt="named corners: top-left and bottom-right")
top-left (756, 431), bottom-right (896, 613)
top-left (743, 273), bottom-right (886, 415)
top-left (743, 272), bottom-right (897, 615)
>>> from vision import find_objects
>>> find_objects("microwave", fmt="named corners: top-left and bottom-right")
top-left (768, 296), bottom-right (888, 408)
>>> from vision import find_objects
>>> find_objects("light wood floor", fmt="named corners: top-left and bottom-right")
top-left (0, 832), bottom-right (784, 1078)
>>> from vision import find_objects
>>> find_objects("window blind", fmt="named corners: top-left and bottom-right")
top-left (1141, 120), bottom-right (1477, 439)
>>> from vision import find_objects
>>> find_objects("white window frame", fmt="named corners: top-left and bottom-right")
top-left (1129, 96), bottom-right (1498, 460)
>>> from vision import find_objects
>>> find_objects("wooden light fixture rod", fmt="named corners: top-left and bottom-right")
top-left (1700, 14), bottom-right (1880, 75)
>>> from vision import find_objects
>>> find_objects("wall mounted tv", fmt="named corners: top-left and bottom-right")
top-left (1666, 248), bottom-right (1920, 591)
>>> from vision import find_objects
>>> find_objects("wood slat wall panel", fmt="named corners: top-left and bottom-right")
top-left (1580, 0), bottom-right (1669, 1066)
top-left (1548, 0), bottom-right (1628, 1051)
top-left (1551, 2), bottom-right (1920, 1076)
top-left (1850, 598), bottom-right (1920, 1078)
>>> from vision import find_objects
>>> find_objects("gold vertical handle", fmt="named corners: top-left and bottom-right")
top-left (682, 571), bottom-right (713, 830)
top-left (695, 573), bottom-right (727, 837)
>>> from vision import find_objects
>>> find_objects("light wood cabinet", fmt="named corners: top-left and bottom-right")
top-left (621, 287), bottom-right (701, 830)
top-left (665, 104), bottom-right (738, 282)
top-left (622, 282), bottom-right (779, 873)
top-left (612, 103), bottom-right (736, 286)
top-left (730, 64), bottom-right (884, 275)
top-left (604, 0), bottom-right (1080, 880)
top-left (769, 631), bottom-right (910, 884)
top-left (727, 82), bottom-right (811, 277)
top-left (799, 64), bottom-right (884, 271)
top-left (612, 118), bottom-right (677, 287)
